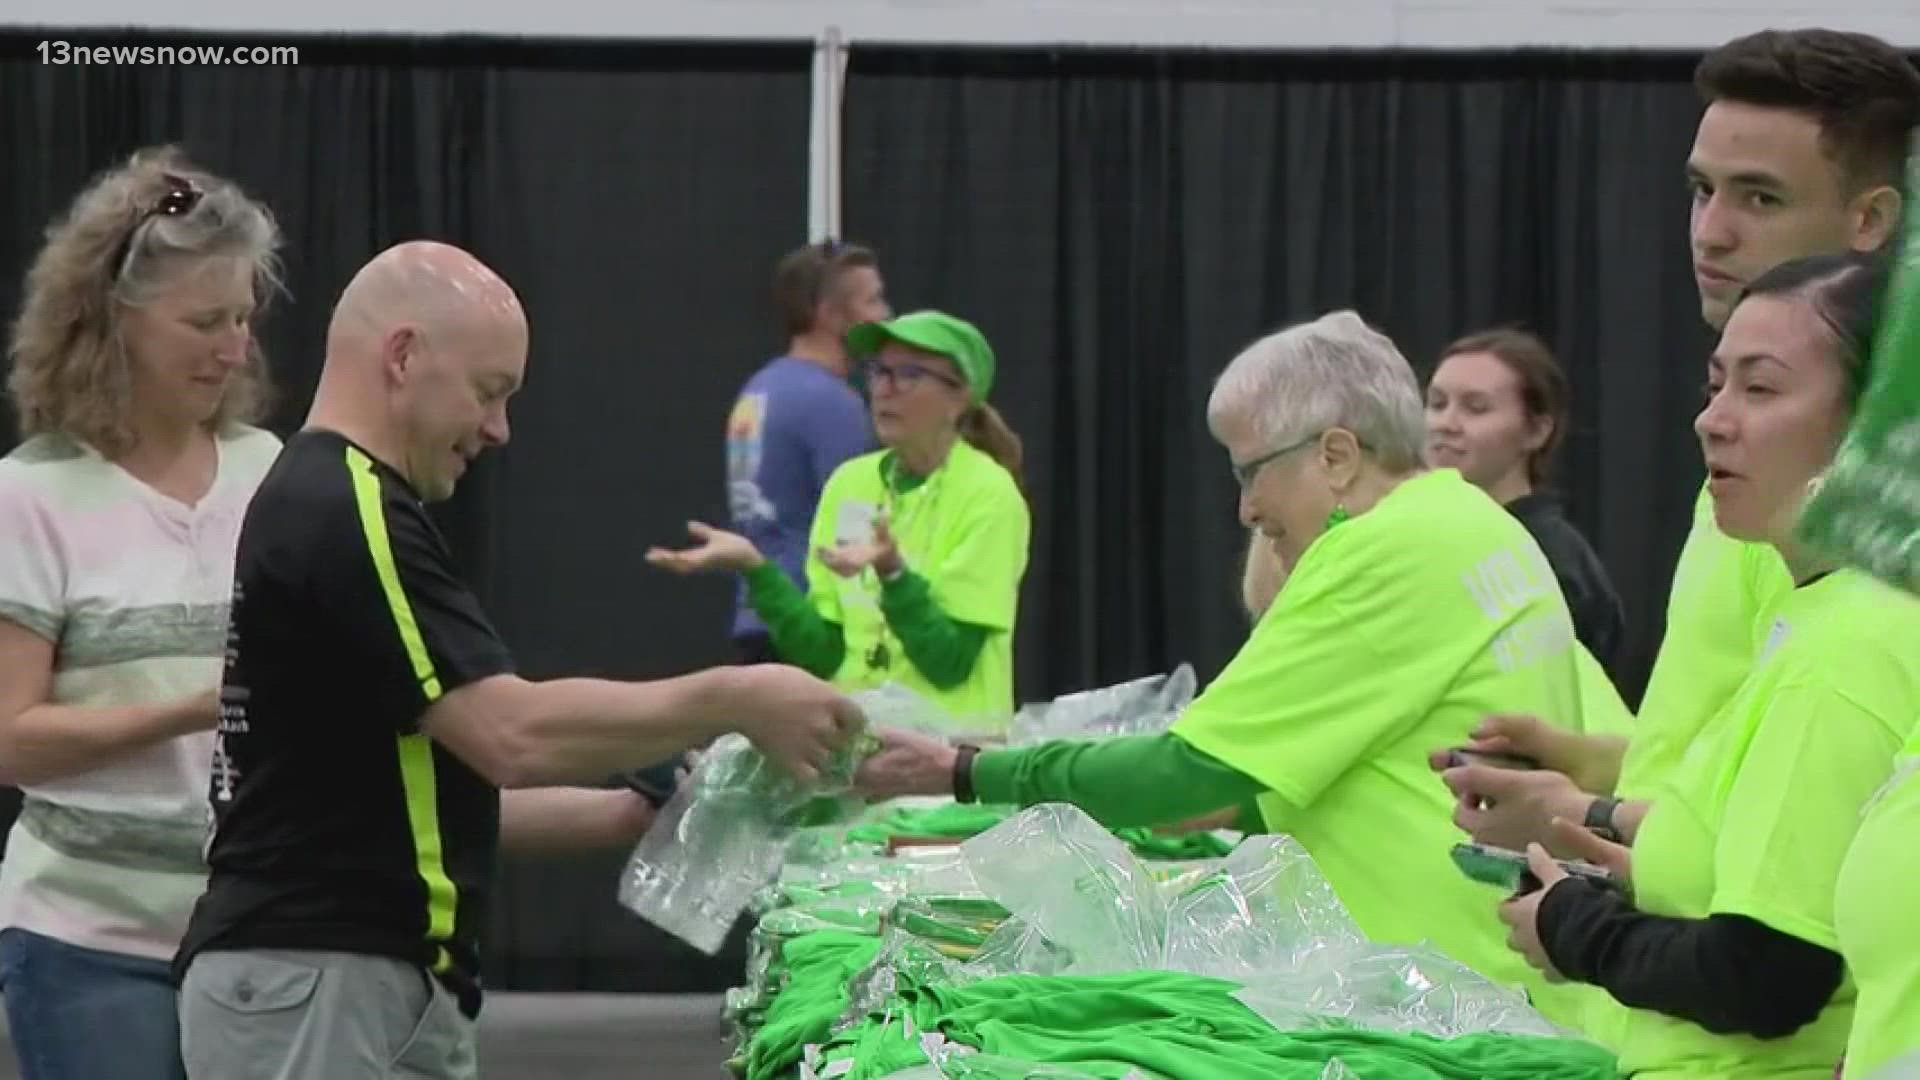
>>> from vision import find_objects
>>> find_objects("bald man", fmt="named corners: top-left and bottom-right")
top-left (171, 242), bottom-right (861, 1080)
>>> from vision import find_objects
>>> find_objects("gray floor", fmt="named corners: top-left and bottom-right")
top-left (0, 992), bottom-right (737, 1079)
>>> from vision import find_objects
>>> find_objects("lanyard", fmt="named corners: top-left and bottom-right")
top-left (862, 456), bottom-right (945, 673)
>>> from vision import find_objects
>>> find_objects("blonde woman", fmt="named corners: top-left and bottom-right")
top-left (0, 147), bottom-right (285, 1080)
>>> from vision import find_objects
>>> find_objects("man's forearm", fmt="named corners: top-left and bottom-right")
top-left (500, 788), bottom-right (645, 853)
top-left (505, 670), bottom-right (742, 786)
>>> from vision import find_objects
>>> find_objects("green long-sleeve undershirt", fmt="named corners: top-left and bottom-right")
top-left (970, 732), bottom-right (1268, 831)
top-left (743, 561), bottom-right (988, 689)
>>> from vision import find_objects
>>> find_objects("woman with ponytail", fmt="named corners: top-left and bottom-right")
top-left (650, 310), bottom-right (1031, 726)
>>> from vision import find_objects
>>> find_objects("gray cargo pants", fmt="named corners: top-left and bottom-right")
top-left (179, 950), bottom-right (477, 1080)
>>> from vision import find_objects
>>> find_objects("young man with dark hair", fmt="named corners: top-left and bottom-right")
top-left (1447, 28), bottom-right (1920, 819)
top-left (721, 240), bottom-right (890, 663)
top-left (1620, 27), bottom-right (1919, 797)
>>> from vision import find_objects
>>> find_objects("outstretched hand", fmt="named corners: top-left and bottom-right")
top-left (645, 521), bottom-right (763, 575)
top-left (817, 515), bottom-right (903, 579)
top-left (853, 727), bottom-right (959, 800)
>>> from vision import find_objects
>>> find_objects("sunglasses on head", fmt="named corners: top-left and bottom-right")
top-left (111, 173), bottom-right (203, 282)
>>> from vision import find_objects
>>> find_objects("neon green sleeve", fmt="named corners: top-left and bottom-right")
top-left (969, 732), bottom-right (1265, 829)
top-left (878, 568), bottom-right (988, 688)
top-left (743, 562), bottom-right (846, 678)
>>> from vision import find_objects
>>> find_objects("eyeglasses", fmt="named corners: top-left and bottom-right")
top-left (865, 360), bottom-right (963, 392)
top-left (110, 173), bottom-right (203, 282)
top-left (1230, 432), bottom-right (1322, 488)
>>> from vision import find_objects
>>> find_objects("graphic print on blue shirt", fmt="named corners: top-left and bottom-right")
top-left (725, 356), bottom-right (873, 639)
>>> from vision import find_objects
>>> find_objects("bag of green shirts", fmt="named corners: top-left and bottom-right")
top-left (1797, 134), bottom-right (1920, 590)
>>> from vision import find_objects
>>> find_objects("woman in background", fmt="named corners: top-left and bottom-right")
top-left (650, 310), bottom-right (1030, 728)
top-left (0, 147), bottom-right (286, 1080)
top-left (1426, 329), bottom-right (1626, 684)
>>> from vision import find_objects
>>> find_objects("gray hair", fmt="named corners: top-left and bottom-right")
top-left (1206, 310), bottom-right (1426, 472)
top-left (116, 163), bottom-right (285, 310)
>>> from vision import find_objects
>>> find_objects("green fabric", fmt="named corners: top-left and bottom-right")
top-left (806, 441), bottom-right (1030, 725)
top-left (745, 465), bottom-right (992, 689)
top-left (879, 567), bottom-right (991, 689)
top-left (1231, 797), bottom-right (1268, 834)
top-left (1837, 737), bottom-right (1920, 1077)
top-left (814, 969), bottom-right (1620, 1080)
top-left (744, 560), bottom-right (846, 677)
top-left (1622, 484), bottom-right (1793, 801)
top-left (847, 309), bottom-right (997, 402)
top-left (1617, 571), bottom-right (1919, 1078)
top-left (1796, 149), bottom-right (1920, 594)
top-left (741, 930), bottom-right (882, 1080)
top-left (971, 732), bottom-right (1265, 830)
top-left (842, 801), bottom-right (1235, 861)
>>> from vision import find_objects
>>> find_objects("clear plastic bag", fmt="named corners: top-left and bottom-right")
top-left (957, 803), bottom-right (1167, 975)
top-left (1159, 835), bottom-right (1366, 979)
top-left (1006, 665), bottom-right (1198, 746)
top-left (1180, 839), bottom-right (1563, 1039)
top-left (618, 684), bottom-right (957, 953)
top-left (941, 806), bottom-right (1563, 1040)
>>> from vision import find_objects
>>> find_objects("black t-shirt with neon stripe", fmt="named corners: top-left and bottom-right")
top-left (173, 428), bottom-right (514, 1018)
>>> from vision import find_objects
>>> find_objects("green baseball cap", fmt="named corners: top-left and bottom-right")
top-left (846, 310), bottom-right (996, 403)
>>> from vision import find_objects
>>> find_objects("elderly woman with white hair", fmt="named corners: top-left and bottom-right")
top-left (856, 310), bottom-right (1612, 1032)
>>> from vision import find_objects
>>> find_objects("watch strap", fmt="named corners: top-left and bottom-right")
top-left (1584, 796), bottom-right (1623, 842)
top-left (953, 744), bottom-right (981, 803)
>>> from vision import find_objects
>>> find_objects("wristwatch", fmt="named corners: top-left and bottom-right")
top-left (953, 744), bottom-right (981, 803)
top-left (1584, 796), bottom-right (1623, 843)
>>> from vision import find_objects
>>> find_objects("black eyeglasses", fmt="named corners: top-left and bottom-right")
top-left (865, 360), bottom-right (963, 393)
top-left (111, 173), bottom-right (202, 282)
top-left (1231, 432), bottom-right (1320, 488)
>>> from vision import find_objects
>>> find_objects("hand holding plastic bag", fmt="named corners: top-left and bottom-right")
top-left (619, 684), bottom-right (953, 953)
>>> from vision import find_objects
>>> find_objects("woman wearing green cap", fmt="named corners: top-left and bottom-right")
top-left (649, 310), bottom-right (1031, 727)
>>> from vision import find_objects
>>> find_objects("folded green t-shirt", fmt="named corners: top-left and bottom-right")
top-left (813, 969), bottom-right (1620, 1080)
top-left (842, 803), bottom-right (1233, 861)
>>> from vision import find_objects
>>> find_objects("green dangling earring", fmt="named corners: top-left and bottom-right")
top-left (1325, 503), bottom-right (1350, 530)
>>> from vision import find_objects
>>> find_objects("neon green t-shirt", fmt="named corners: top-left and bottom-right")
top-left (807, 439), bottom-right (1029, 727)
top-left (1837, 730), bottom-right (1920, 1079)
top-left (1620, 484), bottom-right (1793, 798)
top-left (1619, 570), bottom-right (1920, 1079)
top-left (1574, 642), bottom-right (1635, 740)
top-left (1172, 468), bottom-right (1608, 1032)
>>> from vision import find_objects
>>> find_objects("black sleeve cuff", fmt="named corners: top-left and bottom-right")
top-left (1536, 876), bottom-right (1625, 984)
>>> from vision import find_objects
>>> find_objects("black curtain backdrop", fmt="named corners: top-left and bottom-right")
top-left (843, 48), bottom-right (1734, 709)
top-left (0, 32), bottom-right (815, 992)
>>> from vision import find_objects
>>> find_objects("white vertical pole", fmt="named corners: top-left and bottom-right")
top-left (806, 24), bottom-right (847, 241)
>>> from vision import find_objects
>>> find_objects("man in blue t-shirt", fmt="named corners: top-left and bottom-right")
top-left (725, 240), bottom-right (887, 662)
